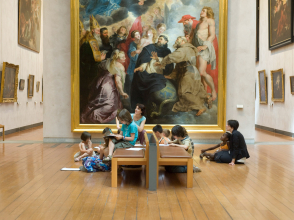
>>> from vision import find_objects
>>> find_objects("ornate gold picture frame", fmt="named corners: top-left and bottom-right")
top-left (271, 69), bottom-right (284, 102)
top-left (0, 62), bottom-right (19, 103)
top-left (71, 0), bottom-right (228, 133)
top-left (258, 70), bottom-right (267, 104)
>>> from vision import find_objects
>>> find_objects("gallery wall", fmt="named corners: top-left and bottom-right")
top-left (0, 0), bottom-right (43, 133)
top-left (255, 0), bottom-right (294, 135)
top-left (43, 0), bottom-right (256, 142)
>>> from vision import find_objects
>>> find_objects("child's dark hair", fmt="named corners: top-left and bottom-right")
top-left (81, 131), bottom-right (91, 141)
top-left (136, 103), bottom-right (145, 116)
top-left (117, 128), bottom-right (121, 134)
top-left (102, 127), bottom-right (112, 148)
top-left (163, 129), bottom-right (170, 137)
top-left (153, 124), bottom-right (163, 133)
top-left (224, 132), bottom-right (231, 140)
top-left (117, 109), bottom-right (133, 124)
top-left (171, 125), bottom-right (188, 138)
top-left (227, 120), bottom-right (239, 130)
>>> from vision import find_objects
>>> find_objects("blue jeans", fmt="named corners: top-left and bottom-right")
top-left (165, 166), bottom-right (187, 173)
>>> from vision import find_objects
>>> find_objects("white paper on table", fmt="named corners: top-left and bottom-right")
top-left (60, 168), bottom-right (80, 171)
top-left (126, 148), bottom-right (144, 151)
top-left (159, 144), bottom-right (169, 146)
top-left (134, 144), bottom-right (144, 147)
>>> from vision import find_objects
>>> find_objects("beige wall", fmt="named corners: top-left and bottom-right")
top-left (43, 0), bottom-right (256, 142)
top-left (255, 0), bottom-right (294, 134)
top-left (0, 0), bottom-right (43, 131)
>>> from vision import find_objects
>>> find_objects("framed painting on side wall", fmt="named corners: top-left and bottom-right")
top-left (0, 62), bottom-right (19, 103)
top-left (290, 76), bottom-right (294, 95)
top-left (271, 69), bottom-right (284, 102)
top-left (27, 75), bottom-right (35, 98)
top-left (19, 79), bottom-right (25, 90)
top-left (18, 0), bottom-right (42, 53)
top-left (258, 70), bottom-right (267, 104)
top-left (71, 0), bottom-right (228, 133)
top-left (268, 0), bottom-right (293, 50)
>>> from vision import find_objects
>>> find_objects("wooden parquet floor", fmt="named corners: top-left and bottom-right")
top-left (0, 127), bottom-right (294, 220)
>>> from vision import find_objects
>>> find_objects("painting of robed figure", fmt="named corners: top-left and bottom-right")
top-left (72, 0), bottom-right (227, 132)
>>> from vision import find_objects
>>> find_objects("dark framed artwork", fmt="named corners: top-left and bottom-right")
top-left (36, 81), bottom-right (40, 92)
top-left (19, 79), bottom-right (25, 90)
top-left (271, 69), bottom-right (284, 102)
top-left (256, 0), bottom-right (259, 61)
top-left (268, 0), bottom-right (293, 50)
top-left (290, 76), bottom-right (294, 95)
top-left (258, 70), bottom-right (267, 104)
top-left (72, 0), bottom-right (228, 133)
top-left (27, 74), bottom-right (35, 98)
top-left (18, 0), bottom-right (42, 53)
top-left (0, 62), bottom-right (19, 103)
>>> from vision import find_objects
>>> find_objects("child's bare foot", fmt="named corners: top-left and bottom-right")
top-left (74, 157), bottom-right (81, 162)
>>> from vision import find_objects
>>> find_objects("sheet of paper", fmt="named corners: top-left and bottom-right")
top-left (134, 144), bottom-right (144, 147)
top-left (126, 148), bottom-right (143, 151)
top-left (60, 168), bottom-right (80, 171)
top-left (159, 144), bottom-right (169, 146)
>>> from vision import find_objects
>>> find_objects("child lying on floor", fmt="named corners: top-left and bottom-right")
top-left (199, 132), bottom-right (231, 160)
top-left (80, 156), bottom-right (111, 172)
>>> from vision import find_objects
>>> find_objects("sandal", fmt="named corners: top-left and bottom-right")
top-left (193, 165), bottom-right (201, 173)
top-left (74, 157), bottom-right (81, 162)
top-left (102, 155), bottom-right (112, 163)
top-left (199, 153), bottom-right (204, 159)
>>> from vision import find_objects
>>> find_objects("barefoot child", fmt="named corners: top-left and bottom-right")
top-left (199, 132), bottom-right (231, 160)
top-left (74, 131), bottom-right (95, 162)
top-left (153, 125), bottom-right (169, 144)
top-left (102, 109), bottom-right (138, 162)
top-left (166, 125), bottom-right (201, 173)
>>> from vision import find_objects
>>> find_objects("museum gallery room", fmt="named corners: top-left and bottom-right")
top-left (1, 0), bottom-right (294, 219)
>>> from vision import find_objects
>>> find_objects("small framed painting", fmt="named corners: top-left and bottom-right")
top-left (258, 70), bottom-right (267, 104)
top-left (36, 81), bottom-right (40, 92)
top-left (290, 76), bottom-right (294, 95)
top-left (0, 62), bottom-right (19, 103)
top-left (19, 79), bottom-right (25, 90)
top-left (271, 69), bottom-right (284, 102)
top-left (27, 75), bottom-right (35, 98)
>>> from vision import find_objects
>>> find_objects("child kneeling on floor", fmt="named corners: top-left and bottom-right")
top-left (74, 131), bottom-right (96, 162)
top-left (166, 125), bottom-right (201, 173)
top-left (199, 132), bottom-right (231, 161)
top-left (102, 109), bottom-right (138, 163)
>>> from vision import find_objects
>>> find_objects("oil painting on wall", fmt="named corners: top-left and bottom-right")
top-left (0, 62), bottom-right (19, 103)
top-left (18, 0), bottom-right (42, 53)
top-left (271, 69), bottom-right (284, 102)
top-left (268, 0), bottom-right (292, 50)
top-left (73, 0), bottom-right (227, 132)
top-left (258, 70), bottom-right (267, 104)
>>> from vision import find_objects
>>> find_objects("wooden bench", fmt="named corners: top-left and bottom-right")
top-left (153, 132), bottom-right (193, 188)
top-left (0, 124), bottom-right (4, 141)
top-left (111, 132), bottom-right (149, 188)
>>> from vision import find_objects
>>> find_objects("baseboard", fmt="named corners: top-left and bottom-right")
top-left (255, 124), bottom-right (294, 138)
top-left (0, 122), bottom-right (43, 136)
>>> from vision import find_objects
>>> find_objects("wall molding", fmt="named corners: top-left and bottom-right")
top-left (0, 122), bottom-right (43, 136)
top-left (255, 124), bottom-right (294, 138)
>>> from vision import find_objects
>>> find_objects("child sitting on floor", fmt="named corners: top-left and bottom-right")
top-left (153, 125), bottom-right (169, 144)
top-left (102, 109), bottom-right (138, 163)
top-left (199, 132), bottom-right (231, 160)
top-left (74, 131), bottom-right (95, 162)
top-left (163, 129), bottom-right (171, 141)
top-left (166, 125), bottom-right (201, 173)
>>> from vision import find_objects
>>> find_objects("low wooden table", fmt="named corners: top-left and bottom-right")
top-left (0, 124), bottom-right (4, 141)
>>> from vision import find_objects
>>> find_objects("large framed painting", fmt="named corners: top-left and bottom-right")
top-left (258, 70), bottom-right (267, 104)
top-left (271, 69), bottom-right (284, 102)
top-left (268, 0), bottom-right (293, 50)
top-left (0, 62), bottom-right (19, 103)
top-left (18, 0), bottom-right (42, 53)
top-left (27, 75), bottom-right (35, 98)
top-left (71, 0), bottom-right (228, 133)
